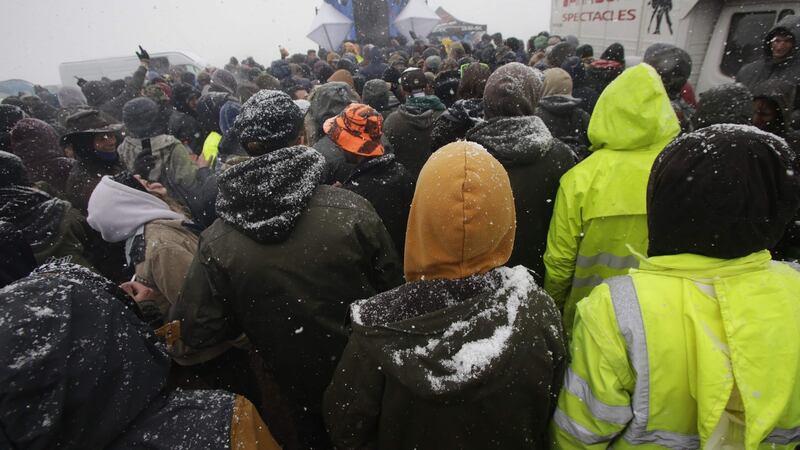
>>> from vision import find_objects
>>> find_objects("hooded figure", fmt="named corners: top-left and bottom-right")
top-left (466, 62), bottom-right (576, 281)
top-left (307, 81), bottom-right (360, 146)
top-left (752, 78), bottom-right (798, 138)
top-left (209, 68), bottom-right (238, 96)
top-left (10, 118), bottom-right (74, 195)
top-left (587, 42), bottom-right (626, 94)
top-left (324, 141), bottom-right (567, 450)
top-left (545, 42), bottom-right (576, 69)
top-left (118, 97), bottom-right (214, 223)
top-left (0, 261), bottom-right (280, 450)
top-left (644, 43), bottom-right (694, 131)
top-left (736, 14), bottom-right (800, 90)
top-left (0, 151), bottom-right (96, 269)
top-left (544, 63), bottom-right (681, 333)
top-left (561, 56), bottom-right (599, 114)
top-left (196, 91), bottom-right (238, 167)
top-left (170, 89), bottom-right (402, 450)
top-left (692, 83), bottom-right (754, 130)
top-left (362, 78), bottom-right (398, 118)
top-left (360, 46), bottom-right (389, 81)
top-left (551, 124), bottom-right (800, 450)
top-left (535, 68), bottom-right (591, 158)
top-left (168, 82), bottom-right (203, 154)
top-left (383, 68), bottom-right (446, 181)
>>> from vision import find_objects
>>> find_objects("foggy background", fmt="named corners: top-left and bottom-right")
top-left (1, 0), bottom-right (552, 85)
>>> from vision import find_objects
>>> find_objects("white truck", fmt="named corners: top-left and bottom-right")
top-left (59, 51), bottom-right (207, 87)
top-left (550, 0), bottom-right (798, 92)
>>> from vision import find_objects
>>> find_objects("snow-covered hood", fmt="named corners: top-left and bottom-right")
top-left (87, 176), bottom-right (184, 243)
top-left (215, 145), bottom-right (326, 243)
top-left (466, 115), bottom-right (556, 167)
top-left (350, 266), bottom-right (545, 398)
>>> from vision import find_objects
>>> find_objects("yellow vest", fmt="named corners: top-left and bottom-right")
top-left (551, 251), bottom-right (800, 449)
top-left (201, 131), bottom-right (222, 168)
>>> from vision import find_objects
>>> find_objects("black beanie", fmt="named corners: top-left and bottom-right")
top-left (233, 89), bottom-right (302, 150)
top-left (601, 43), bottom-right (625, 64)
top-left (692, 83), bottom-right (753, 130)
top-left (647, 124), bottom-right (800, 259)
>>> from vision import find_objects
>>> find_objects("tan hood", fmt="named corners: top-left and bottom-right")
top-left (404, 141), bottom-right (516, 281)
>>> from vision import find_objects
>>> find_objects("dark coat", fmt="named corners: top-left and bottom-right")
top-left (430, 98), bottom-right (484, 151)
top-left (466, 116), bottom-right (576, 281)
top-left (324, 266), bottom-right (567, 450)
top-left (0, 261), bottom-right (260, 450)
top-left (65, 153), bottom-right (123, 215)
top-left (383, 104), bottom-right (441, 181)
top-left (314, 135), bottom-right (357, 184)
top-left (736, 15), bottom-right (800, 90)
top-left (0, 186), bottom-right (96, 269)
top-left (168, 109), bottom-right (203, 154)
top-left (535, 95), bottom-right (591, 159)
top-left (172, 147), bottom-right (403, 449)
top-left (341, 153), bottom-right (415, 260)
top-left (0, 221), bottom-right (36, 288)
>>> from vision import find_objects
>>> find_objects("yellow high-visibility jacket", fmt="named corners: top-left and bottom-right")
top-left (543, 63), bottom-right (680, 333)
top-left (201, 131), bottom-right (222, 168)
top-left (551, 250), bottom-right (800, 449)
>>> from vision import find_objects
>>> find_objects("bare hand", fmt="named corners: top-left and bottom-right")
top-left (120, 280), bottom-right (158, 302)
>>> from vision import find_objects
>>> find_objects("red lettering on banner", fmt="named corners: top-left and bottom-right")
top-left (561, 8), bottom-right (639, 22)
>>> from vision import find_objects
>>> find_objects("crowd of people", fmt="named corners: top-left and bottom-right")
top-left (1, 14), bottom-right (800, 450)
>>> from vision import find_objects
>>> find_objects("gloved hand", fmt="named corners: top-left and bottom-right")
top-left (74, 76), bottom-right (88, 87)
top-left (133, 142), bottom-right (156, 177)
top-left (136, 45), bottom-right (150, 62)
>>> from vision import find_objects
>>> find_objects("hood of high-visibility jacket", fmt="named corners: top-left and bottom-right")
top-left (588, 63), bottom-right (680, 153)
top-left (404, 141), bottom-right (516, 282)
top-left (552, 250), bottom-right (800, 450)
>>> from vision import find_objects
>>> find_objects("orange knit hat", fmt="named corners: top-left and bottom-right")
top-left (323, 103), bottom-right (384, 156)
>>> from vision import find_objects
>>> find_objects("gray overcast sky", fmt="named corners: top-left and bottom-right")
top-left (1, 0), bottom-right (551, 85)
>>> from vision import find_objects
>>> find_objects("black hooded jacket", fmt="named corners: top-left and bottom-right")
top-left (172, 145), bottom-right (403, 449)
top-left (341, 153), bottom-right (415, 260)
top-left (466, 116), bottom-right (576, 280)
top-left (0, 262), bottom-right (249, 449)
top-left (737, 15), bottom-right (800, 90)
top-left (535, 96), bottom-right (591, 157)
top-left (324, 266), bottom-right (567, 450)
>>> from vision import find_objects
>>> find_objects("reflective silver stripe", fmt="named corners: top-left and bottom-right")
top-left (786, 261), bottom-right (800, 273)
top-left (606, 276), bottom-right (701, 449)
top-left (576, 253), bottom-right (639, 270)
top-left (764, 427), bottom-right (800, 445)
top-left (553, 408), bottom-right (619, 445)
top-left (572, 274), bottom-right (604, 289)
top-left (564, 367), bottom-right (633, 425)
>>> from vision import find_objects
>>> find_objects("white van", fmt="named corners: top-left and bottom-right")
top-left (59, 51), bottom-right (207, 86)
top-left (550, 0), bottom-right (797, 92)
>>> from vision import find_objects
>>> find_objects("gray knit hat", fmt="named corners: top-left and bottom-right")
top-left (233, 90), bottom-right (302, 149)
